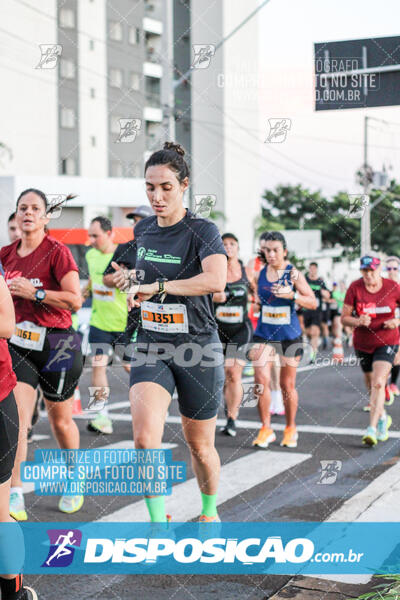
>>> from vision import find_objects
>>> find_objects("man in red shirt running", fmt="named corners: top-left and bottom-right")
top-left (341, 255), bottom-right (400, 446)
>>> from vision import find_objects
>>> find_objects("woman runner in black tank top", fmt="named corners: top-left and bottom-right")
top-left (213, 233), bottom-right (253, 437)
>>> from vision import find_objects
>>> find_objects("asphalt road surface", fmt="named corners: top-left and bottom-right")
top-left (23, 348), bottom-right (400, 599)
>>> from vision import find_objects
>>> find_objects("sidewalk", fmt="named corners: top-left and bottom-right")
top-left (269, 575), bottom-right (381, 600)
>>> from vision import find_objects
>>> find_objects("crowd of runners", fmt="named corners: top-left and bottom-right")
top-left (1, 142), bottom-right (400, 597)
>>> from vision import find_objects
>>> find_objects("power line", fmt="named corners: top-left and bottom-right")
top-left (173, 0), bottom-right (271, 89)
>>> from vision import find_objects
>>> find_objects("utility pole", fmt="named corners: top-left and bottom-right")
top-left (361, 116), bottom-right (371, 254)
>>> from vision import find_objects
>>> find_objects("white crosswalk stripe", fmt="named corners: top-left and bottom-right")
top-left (98, 450), bottom-right (311, 522)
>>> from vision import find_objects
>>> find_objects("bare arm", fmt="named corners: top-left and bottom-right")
top-left (0, 276), bottom-right (15, 338)
top-left (40, 271), bottom-right (82, 312)
top-left (341, 303), bottom-right (370, 328)
top-left (9, 271), bottom-right (82, 312)
top-left (103, 273), bottom-right (116, 288)
top-left (213, 291), bottom-right (227, 303)
top-left (81, 277), bottom-right (91, 300)
top-left (292, 271), bottom-right (318, 310)
top-left (163, 254), bottom-right (227, 296)
top-left (128, 254), bottom-right (227, 309)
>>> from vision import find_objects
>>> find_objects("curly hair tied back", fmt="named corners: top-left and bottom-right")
top-left (145, 141), bottom-right (189, 183)
top-left (163, 141), bottom-right (185, 156)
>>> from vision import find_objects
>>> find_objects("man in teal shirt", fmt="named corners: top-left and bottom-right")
top-left (85, 216), bottom-right (128, 434)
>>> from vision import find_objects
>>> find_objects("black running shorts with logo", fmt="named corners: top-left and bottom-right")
top-left (0, 391), bottom-right (19, 484)
top-left (356, 345), bottom-right (399, 373)
top-left (129, 330), bottom-right (225, 420)
top-left (9, 327), bottom-right (83, 402)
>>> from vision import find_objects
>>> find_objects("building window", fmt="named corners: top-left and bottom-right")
top-left (89, 39), bottom-right (95, 50)
top-left (110, 116), bottom-right (122, 134)
top-left (59, 8), bottom-right (75, 28)
top-left (60, 107), bottom-right (75, 128)
top-left (90, 88), bottom-right (96, 98)
top-left (61, 157), bottom-right (76, 175)
top-left (129, 26), bottom-right (140, 45)
top-left (109, 21), bottom-right (123, 41)
top-left (110, 161), bottom-right (123, 177)
top-left (59, 58), bottom-right (76, 79)
top-left (109, 68), bottom-right (123, 88)
top-left (130, 72), bottom-right (140, 91)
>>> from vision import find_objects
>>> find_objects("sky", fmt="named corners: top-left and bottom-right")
top-left (256, 0), bottom-right (400, 198)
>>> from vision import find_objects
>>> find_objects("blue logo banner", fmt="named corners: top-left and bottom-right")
top-left (0, 522), bottom-right (399, 575)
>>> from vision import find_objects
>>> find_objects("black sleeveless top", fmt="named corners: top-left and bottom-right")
top-left (214, 262), bottom-right (252, 333)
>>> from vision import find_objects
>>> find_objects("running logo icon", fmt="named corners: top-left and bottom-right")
top-left (265, 119), bottom-right (291, 143)
top-left (86, 386), bottom-right (110, 412)
top-left (116, 118), bottom-right (142, 143)
top-left (318, 460), bottom-right (342, 484)
top-left (42, 529), bottom-right (82, 567)
top-left (45, 194), bottom-right (66, 220)
top-left (347, 194), bottom-right (369, 218)
top-left (241, 383), bottom-right (264, 408)
top-left (44, 333), bottom-right (81, 372)
top-left (121, 269), bottom-right (145, 294)
top-left (191, 45), bottom-right (215, 69)
top-left (36, 44), bottom-right (62, 69)
top-left (193, 195), bottom-right (216, 218)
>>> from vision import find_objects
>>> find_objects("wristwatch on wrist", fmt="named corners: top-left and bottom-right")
top-left (157, 278), bottom-right (168, 295)
top-left (156, 278), bottom-right (168, 302)
top-left (293, 291), bottom-right (298, 301)
top-left (35, 288), bottom-right (46, 303)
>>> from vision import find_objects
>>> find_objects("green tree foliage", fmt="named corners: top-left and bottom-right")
top-left (258, 182), bottom-right (400, 258)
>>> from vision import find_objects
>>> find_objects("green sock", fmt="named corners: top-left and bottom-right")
top-left (145, 496), bottom-right (166, 522)
top-left (201, 492), bottom-right (217, 517)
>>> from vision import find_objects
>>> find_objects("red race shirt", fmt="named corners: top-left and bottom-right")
top-left (344, 277), bottom-right (400, 352)
top-left (0, 235), bottom-right (78, 329)
top-left (0, 339), bottom-right (16, 402)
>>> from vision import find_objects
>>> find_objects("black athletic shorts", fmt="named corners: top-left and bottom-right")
top-left (252, 335), bottom-right (304, 358)
top-left (303, 310), bottom-right (322, 328)
top-left (88, 325), bottom-right (129, 355)
top-left (356, 345), bottom-right (399, 373)
top-left (129, 330), bottom-right (225, 420)
top-left (9, 327), bottom-right (83, 402)
top-left (218, 319), bottom-right (253, 357)
top-left (321, 308), bottom-right (330, 324)
top-left (0, 391), bottom-right (19, 484)
top-left (330, 308), bottom-right (342, 320)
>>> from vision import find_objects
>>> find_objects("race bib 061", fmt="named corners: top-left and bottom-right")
top-left (10, 321), bottom-right (47, 351)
